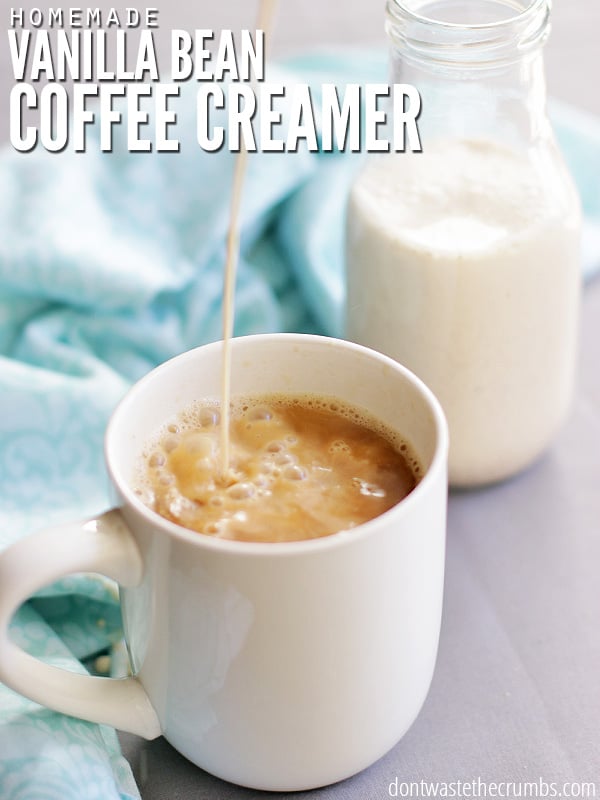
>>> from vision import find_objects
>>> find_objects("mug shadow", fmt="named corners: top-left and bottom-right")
top-left (119, 731), bottom-right (382, 798)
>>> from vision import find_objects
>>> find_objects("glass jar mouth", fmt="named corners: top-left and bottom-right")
top-left (388, 0), bottom-right (548, 32)
top-left (386, 0), bottom-right (551, 65)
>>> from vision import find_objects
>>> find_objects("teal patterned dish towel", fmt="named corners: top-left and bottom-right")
top-left (0, 51), bottom-right (599, 800)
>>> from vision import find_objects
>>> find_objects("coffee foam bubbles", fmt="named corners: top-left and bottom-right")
top-left (135, 394), bottom-right (421, 543)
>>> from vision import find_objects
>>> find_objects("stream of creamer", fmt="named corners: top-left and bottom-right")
top-left (219, 0), bottom-right (278, 480)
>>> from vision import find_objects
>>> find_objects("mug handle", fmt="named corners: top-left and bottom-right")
top-left (0, 509), bottom-right (161, 739)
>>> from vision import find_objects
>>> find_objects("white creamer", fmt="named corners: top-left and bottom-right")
top-left (346, 138), bottom-right (581, 486)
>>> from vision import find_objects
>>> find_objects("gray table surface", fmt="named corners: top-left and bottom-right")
top-left (2, 0), bottom-right (598, 796)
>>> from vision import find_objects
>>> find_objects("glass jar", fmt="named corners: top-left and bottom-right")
top-left (345, 0), bottom-right (581, 487)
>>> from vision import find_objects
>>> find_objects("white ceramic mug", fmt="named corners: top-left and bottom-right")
top-left (0, 334), bottom-right (448, 791)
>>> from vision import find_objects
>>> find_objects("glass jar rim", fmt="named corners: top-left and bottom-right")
top-left (387, 0), bottom-right (549, 31)
top-left (386, 0), bottom-right (551, 66)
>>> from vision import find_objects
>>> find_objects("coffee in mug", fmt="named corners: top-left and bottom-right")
top-left (136, 394), bottom-right (422, 543)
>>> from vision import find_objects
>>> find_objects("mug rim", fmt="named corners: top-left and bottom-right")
top-left (105, 333), bottom-right (448, 557)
